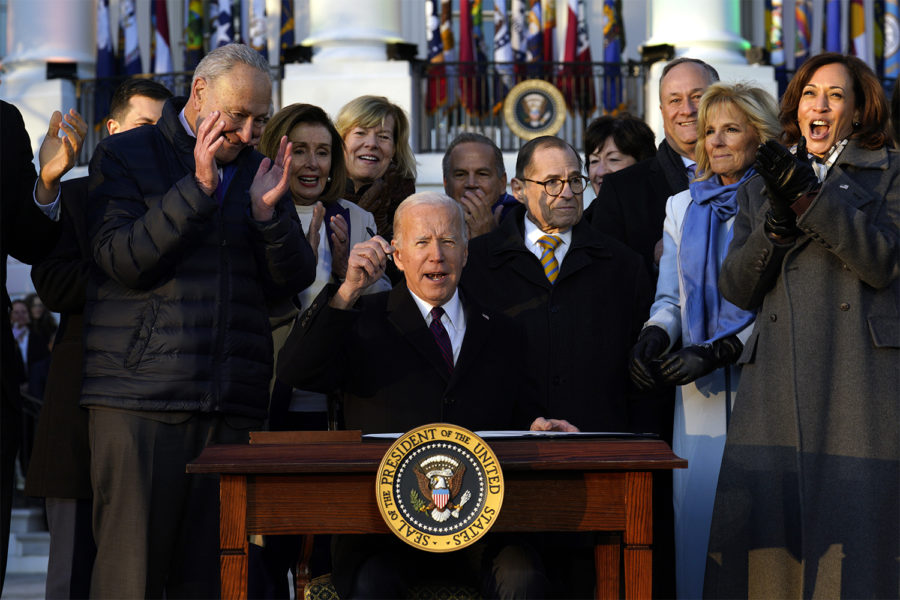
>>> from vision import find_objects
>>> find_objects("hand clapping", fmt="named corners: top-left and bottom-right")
top-left (36, 108), bottom-right (87, 205)
top-left (250, 135), bottom-right (292, 221)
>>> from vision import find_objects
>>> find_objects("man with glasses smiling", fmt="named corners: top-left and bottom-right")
top-left (461, 135), bottom-right (651, 594)
top-left (82, 44), bottom-right (315, 598)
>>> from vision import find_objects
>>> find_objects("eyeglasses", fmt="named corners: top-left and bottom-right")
top-left (521, 176), bottom-right (589, 197)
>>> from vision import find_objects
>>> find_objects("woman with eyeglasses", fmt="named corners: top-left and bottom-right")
top-left (628, 83), bottom-right (781, 599)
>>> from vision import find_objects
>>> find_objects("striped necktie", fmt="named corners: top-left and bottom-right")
top-left (429, 306), bottom-right (454, 374)
top-left (537, 235), bottom-right (562, 283)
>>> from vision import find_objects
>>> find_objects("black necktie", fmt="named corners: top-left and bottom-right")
top-left (429, 306), bottom-right (454, 374)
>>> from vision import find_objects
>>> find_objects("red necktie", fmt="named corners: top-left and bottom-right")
top-left (429, 306), bottom-right (454, 374)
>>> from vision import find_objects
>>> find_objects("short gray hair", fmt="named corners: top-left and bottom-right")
top-left (658, 57), bottom-right (719, 99)
top-left (191, 43), bottom-right (271, 89)
top-left (393, 192), bottom-right (468, 243)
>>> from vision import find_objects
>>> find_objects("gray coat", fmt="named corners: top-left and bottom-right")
top-left (704, 141), bottom-right (899, 599)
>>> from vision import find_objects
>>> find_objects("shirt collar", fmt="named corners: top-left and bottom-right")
top-left (523, 215), bottom-right (572, 249)
top-left (794, 138), bottom-right (849, 182)
top-left (408, 287), bottom-right (464, 331)
top-left (179, 107), bottom-right (196, 138)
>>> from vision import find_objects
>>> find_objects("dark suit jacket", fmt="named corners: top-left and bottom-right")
top-left (460, 205), bottom-right (651, 432)
top-left (25, 177), bottom-right (93, 499)
top-left (1, 101), bottom-right (61, 407)
top-left (276, 282), bottom-right (540, 434)
top-left (22, 330), bottom-right (51, 400)
top-left (585, 139), bottom-right (690, 280)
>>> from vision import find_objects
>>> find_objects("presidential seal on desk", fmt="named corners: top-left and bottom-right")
top-left (376, 423), bottom-right (504, 552)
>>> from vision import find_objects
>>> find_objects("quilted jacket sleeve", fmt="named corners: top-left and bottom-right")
top-left (87, 135), bottom-right (219, 291)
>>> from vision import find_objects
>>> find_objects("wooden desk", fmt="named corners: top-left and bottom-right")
top-left (188, 438), bottom-right (685, 599)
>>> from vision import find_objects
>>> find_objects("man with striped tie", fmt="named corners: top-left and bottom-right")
top-left (463, 135), bottom-right (651, 433)
top-left (461, 135), bottom-right (652, 596)
top-left (277, 191), bottom-right (574, 598)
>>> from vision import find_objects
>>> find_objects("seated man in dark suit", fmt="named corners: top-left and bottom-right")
top-left (278, 191), bottom-right (574, 598)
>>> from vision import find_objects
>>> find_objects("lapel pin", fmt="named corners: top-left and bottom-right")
top-left (839, 184), bottom-right (849, 189)
top-left (482, 313), bottom-right (489, 320)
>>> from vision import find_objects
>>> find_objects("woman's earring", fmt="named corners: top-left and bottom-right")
top-left (853, 121), bottom-right (860, 128)
top-left (327, 176), bottom-right (332, 182)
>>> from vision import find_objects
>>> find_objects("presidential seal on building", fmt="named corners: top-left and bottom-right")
top-left (503, 79), bottom-right (567, 140)
top-left (376, 423), bottom-right (504, 552)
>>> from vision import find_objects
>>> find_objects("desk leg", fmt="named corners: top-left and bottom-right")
top-left (594, 533), bottom-right (621, 599)
top-left (624, 471), bottom-right (652, 600)
top-left (220, 474), bottom-right (249, 600)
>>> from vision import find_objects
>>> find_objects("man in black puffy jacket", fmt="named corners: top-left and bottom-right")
top-left (83, 44), bottom-right (315, 598)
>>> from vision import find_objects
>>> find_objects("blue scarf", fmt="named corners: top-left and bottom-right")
top-left (679, 170), bottom-right (756, 345)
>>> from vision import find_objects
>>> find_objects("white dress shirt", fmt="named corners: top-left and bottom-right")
top-left (408, 288), bottom-right (467, 366)
top-left (523, 215), bottom-right (573, 266)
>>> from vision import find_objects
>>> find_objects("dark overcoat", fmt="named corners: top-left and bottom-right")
top-left (1, 99), bottom-right (61, 589)
top-left (460, 205), bottom-right (651, 432)
top-left (25, 177), bottom-right (92, 499)
top-left (586, 139), bottom-right (689, 278)
top-left (705, 142), bottom-right (900, 599)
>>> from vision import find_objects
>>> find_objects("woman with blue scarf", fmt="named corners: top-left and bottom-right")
top-left (629, 82), bottom-right (780, 599)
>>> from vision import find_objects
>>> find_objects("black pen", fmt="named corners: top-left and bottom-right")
top-left (366, 227), bottom-right (394, 261)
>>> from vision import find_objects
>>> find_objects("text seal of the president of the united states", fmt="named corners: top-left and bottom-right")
top-left (376, 423), bottom-right (504, 552)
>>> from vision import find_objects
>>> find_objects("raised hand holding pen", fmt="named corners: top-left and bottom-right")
top-left (366, 226), bottom-right (393, 263)
top-left (330, 236), bottom-right (393, 309)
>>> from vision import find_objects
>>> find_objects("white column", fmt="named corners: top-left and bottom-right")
top-left (4, 0), bottom-right (94, 80)
top-left (2, 0), bottom-right (93, 304)
top-left (641, 0), bottom-right (778, 143)
top-left (644, 0), bottom-right (749, 65)
top-left (282, 0), bottom-right (411, 123)
top-left (1, 0), bottom-right (86, 157)
top-left (303, 0), bottom-right (402, 62)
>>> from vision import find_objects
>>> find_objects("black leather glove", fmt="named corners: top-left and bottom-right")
top-left (629, 325), bottom-right (670, 391)
top-left (658, 335), bottom-right (743, 386)
top-left (754, 137), bottom-right (819, 236)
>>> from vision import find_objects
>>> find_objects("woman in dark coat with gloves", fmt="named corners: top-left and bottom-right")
top-left (704, 53), bottom-right (899, 599)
